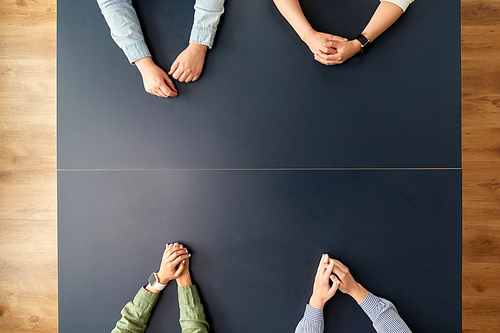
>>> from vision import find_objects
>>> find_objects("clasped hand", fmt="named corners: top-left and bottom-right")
top-left (156, 243), bottom-right (191, 284)
top-left (304, 31), bottom-right (361, 66)
top-left (309, 254), bottom-right (369, 309)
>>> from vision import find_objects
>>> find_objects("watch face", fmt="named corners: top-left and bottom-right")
top-left (148, 273), bottom-right (156, 286)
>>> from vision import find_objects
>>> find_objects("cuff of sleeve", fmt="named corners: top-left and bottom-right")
top-left (178, 285), bottom-right (201, 306)
top-left (189, 25), bottom-right (216, 49)
top-left (135, 287), bottom-right (161, 309)
top-left (123, 40), bottom-right (151, 64)
top-left (304, 304), bottom-right (324, 323)
top-left (381, 0), bottom-right (411, 12)
top-left (358, 292), bottom-right (379, 314)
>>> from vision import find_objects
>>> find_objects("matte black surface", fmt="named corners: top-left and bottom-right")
top-left (57, 0), bottom-right (461, 169)
top-left (58, 170), bottom-right (461, 333)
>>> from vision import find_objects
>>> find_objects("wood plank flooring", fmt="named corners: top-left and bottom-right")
top-left (0, 0), bottom-right (498, 331)
top-left (462, 0), bottom-right (500, 331)
top-left (0, 0), bottom-right (57, 331)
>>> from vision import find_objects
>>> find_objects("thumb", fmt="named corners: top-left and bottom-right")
top-left (168, 60), bottom-right (179, 75)
top-left (164, 77), bottom-right (178, 93)
top-left (330, 276), bottom-right (340, 294)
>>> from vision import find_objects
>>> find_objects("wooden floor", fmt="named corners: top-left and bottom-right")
top-left (0, 0), bottom-right (498, 331)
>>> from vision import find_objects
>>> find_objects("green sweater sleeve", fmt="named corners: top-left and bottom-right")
top-left (111, 287), bottom-right (160, 333)
top-left (178, 285), bottom-right (210, 333)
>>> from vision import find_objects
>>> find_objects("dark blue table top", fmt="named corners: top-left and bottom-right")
top-left (58, 170), bottom-right (461, 333)
top-left (57, 0), bottom-right (461, 332)
top-left (57, 0), bottom-right (461, 169)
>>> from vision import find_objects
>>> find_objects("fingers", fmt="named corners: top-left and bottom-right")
top-left (332, 259), bottom-right (349, 273)
top-left (184, 73), bottom-right (198, 83)
top-left (164, 243), bottom-right (187, 261)
top-left (324, 259), bottom-right (335, 277)
top-left (161, 77), bottom-right (178, 97)
top-left (173, 260), bottom-right (186, 278)
top-left (323, 40), bottom-right (341, 48)
top-left (147, 78), bottom-right (178, 98)
top-left (178, 71), bottom-right (189, 83)
top-left (315, 50), bottom-right (343, 66)
top-left (322, 253), bottom-right (330, 264)
top-left (156, 86), bottom-right (172, 98)
top-left (170, 66), bottom-right (199, 83)
top-left (328, 36), bottom-right (348, 43)
top-left (316, 253), bottom-right (329, 275)
top-left (331, 260), bottom-right (352, 288)
top-left (329, 274), bottom-right (341, 294)
top-left (168, 60), bottom-right (179, 76)
top-left (171, 252), bottom-right (191, 267)
top-left (151, 85), bottom-right (169, 98)
top-left (169, 45), bottom-right (206, 83)
top-left (157, 84), bottom-right (177, 98)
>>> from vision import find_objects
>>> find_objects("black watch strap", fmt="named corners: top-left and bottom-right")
top-left (354, 34), bottom-right (371, 54)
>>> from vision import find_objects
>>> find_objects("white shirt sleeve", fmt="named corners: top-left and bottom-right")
top-left (380, 0), bottom-right (414, 12)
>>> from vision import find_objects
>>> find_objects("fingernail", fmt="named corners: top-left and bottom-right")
top-left (180, 245), bottom-right (183, 249)
top-left (182, 260), bottom-right (185, 264)
top-left (189, 254), bottom-right (192, 257)
top-left (337, 281), bottom-right (340, 285)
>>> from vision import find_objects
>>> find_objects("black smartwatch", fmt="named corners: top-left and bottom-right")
top-left (354, 34), bottom-right (371, 54)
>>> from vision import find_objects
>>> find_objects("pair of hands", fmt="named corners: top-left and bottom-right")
top-left (135, 43), bottom-right (208, 98)
top-left (309, 254), bottom-right (369, 309)
top-left (303, 31), bottom-right (362, 66)
top-left (147, 242), bottom-right (192, 294)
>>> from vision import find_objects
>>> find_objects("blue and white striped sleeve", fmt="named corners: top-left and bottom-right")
top-left (358, 293), bottom-right (412, 333)
top-left (294, 304), bottom-right (324, 333)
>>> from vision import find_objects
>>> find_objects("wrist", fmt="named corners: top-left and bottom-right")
top-left (309, 294), bottom-right (326, 310)
top-left (134, 56), bottom-right (154, 72)
top-left (188, 42), bottom-right (208, 52)
top-left (351, 39), bottom-right (362, 52)
top-left (361, 30), bottom-right (375, 43)
top-left (350, 283), bottom-right (369, 304)
top-left (299, 28), bottom-right (316, 43)
top-left (156, 274), bottom-right (170, 285)
top-left (176, 274), bottom-right (193, 287)
top-left (145, 284), bottom-right (161, 294)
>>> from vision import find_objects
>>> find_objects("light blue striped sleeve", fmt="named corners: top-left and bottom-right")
top-left (359, 293), bottom-right (412, 333)
top-left (295, 304), bottom-right (324, 333)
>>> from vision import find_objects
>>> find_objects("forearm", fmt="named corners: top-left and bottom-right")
top-left (178, 285), bottom-right (210, 333)
top-left (359, 293), bottom-right (412, 333)
top-left (97, 0), bottom-right (151, 63)
top-left (360, 1), bottom-right (404, 42)
top-left (111, 287), bottom-right (160, 333)
top-left (273, 0), bottom-right (315, 41)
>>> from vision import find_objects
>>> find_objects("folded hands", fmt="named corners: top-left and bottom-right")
top-left (303, 31), bottom-right (362, 66)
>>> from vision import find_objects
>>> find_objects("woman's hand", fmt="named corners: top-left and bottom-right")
top-left (156, 243), bottom-right (191, 284)
top-left (302, 31), bottom-right (347, 57)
